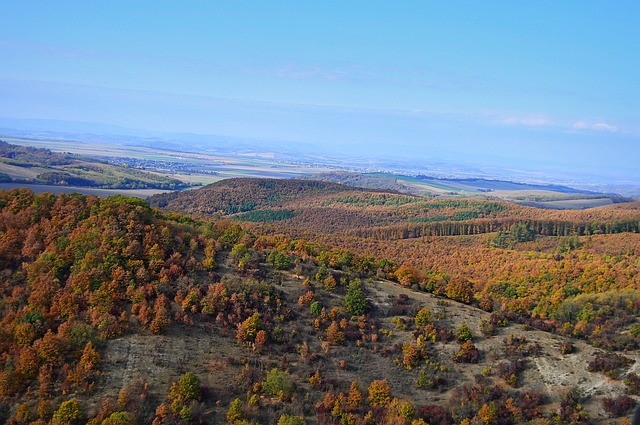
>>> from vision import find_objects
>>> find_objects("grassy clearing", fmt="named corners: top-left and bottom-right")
top-left (537, 198), bottom-right (614, 209)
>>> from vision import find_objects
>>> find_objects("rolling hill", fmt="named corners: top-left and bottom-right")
top-left (0, 140), bottom-right (192, 190)
top-left (1, 180), bottom-right (639, 424)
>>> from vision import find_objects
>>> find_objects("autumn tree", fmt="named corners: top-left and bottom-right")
top-left (347, 381), bottom-right (363, 407)
top-left (414, 306), bottom-right (432, 327)
top-left (446, 278), bottom-right (473, 304)
top-left (168, 372), bottom-right (201, 414)
top-left (456, 321), bottom-right (473, 342)
top-left (236, 312), bottom-right (261, 343)
top-left (51, 399), bottom-right (83, 425)
top-left (368, 380), bottom-right (391, 407)
top-left (226, 398), bottom-right (245, 424)
top-left (326, 321), bottom-right (345, 345)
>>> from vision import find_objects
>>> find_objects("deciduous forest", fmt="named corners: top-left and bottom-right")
top-left (1, 179), bottom-right (640, 424)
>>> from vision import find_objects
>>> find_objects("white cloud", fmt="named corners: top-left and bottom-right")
top-left (593, 122), bottom-right (618, 132)
top-left (500, 115), bottom-right (551, 127)
top-left (572, 121), bottom-right (618, 132)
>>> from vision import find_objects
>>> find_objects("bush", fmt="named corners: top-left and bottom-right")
top-left (587, 352), bottom-right (633, 379)
top-left (101, 412), bottom-right (135, 425)
top-left (558, 389), bottom-right (590, 423)
top-left (625, 372), bottom-right (640, 395)
top-left (560, 341), bottom-right (574, 355)
top-left (602, 395), bottom-right (636, 417)
top-left (277, 414), bottom-right (306, 425)
top-left (310, 301), bottom-right (322, 316)
top-left (503, 334), bottom-right (530, 357)
top-left (178, 372), bottom-right (201, 401)
top-left (497, 359), bottom-right (527, 387)
top-left (226, 399), bottom-right (244, 424)
top-left (417, 405), bottom-right (452, 425)
top-left (453, 340), bottom-right (480, 363)
top-left (52, 399), bottom-right (82, 425)
top-left (262, 368), bottom-right (294, 398)
top-left (344, 279), bottom-right (368, 315)
top-left (368, 380), bottom-right (391, 407)
top-left (480, 318), bottom-right (497, 336)
top-left (168, 372), bottom-right (201, 414)
top-left (416, 363), bottom-right (448, 389)
top-left (415, 306), bottom-right (433, 327)
top-left (456, 321), bottom-right (472, 342)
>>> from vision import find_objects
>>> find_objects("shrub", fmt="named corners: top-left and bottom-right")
top-left (51, 399), bottom-right (82, 425)
top-left (101, 412), bottom-right (134, 425)
top-left (453, 340), bottom-right (480, 364)
top-left (587, 352), bottom-right (633, 379)
top-left (415, 306), bottom-right (433, 327)
top-left (558, 390), bottom-right (590, 423)
top-left (625, 372), bottom-right (640, 395)
top-left (602, 395), bottom-right (637, 417)
top-left (416, 362), bottom-right (448, 390)
top-left (168, 372), bottom-right (201, 413)
top-left (368, 380), bottom-right (391, 407)
top-left (277, 414), bottom-right (306, 425)
top-left (310, 301), bottom-right (322, 316)
top-left (226, 399), bottom-right (245, 424)
top-left (326, 321), bottom-right (345, 345)
top-left (344, 279), bottom-right (368, 315)
top-left (347, 381), bottom-right (363, 407)
top-left (497, 359), bottom-right (527, 387)
top-left (560, 341), bottom-right (574, 355)
top-left (262, 368), bottom-right (294, 398)
top-left (402, 343), bottom-right (421, 370)
top-left (480, 318), bottom-right (497, 336)
top-left (417, 405), bottom-right (451, 425)
top-left (178, 372), bottom-right (201, 401)
top-left (456, 321), bottom-right (472, 342)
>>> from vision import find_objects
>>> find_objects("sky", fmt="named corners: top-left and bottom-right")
top-left (1, 1), bottom-right (639, 184)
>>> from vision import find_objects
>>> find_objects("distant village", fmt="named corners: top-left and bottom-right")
top-left (98, 155), bottom-right (220, 176)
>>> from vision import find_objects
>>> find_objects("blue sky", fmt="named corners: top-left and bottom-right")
top-left (1, 1), bottom-right (639, 183)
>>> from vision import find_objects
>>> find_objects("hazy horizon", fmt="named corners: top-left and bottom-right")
top-left (2, 2), bottom-right (639, 185)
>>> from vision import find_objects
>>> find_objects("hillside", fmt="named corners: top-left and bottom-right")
top-left (150, 178), bottom-right (640, 237)
top-left (151, 180), bottom-right (640, 333)
top-left (0, 141), bottom-right (192, 190)
top-left (1, 184), bottom-right (640, 424)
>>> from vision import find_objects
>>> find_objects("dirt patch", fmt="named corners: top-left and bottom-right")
top-left (100, 325), bottom-right (245, 407)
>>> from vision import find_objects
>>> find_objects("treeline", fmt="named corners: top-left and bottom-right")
top-left (33, 171), bottom-right (188, 190)
top-left (236, 209), bottom-right (296, 222)
top-left (0, 141), bottom-right (77, 166)
top-left (352, 217), bottom-right (640, 240)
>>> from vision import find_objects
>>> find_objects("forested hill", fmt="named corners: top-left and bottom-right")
top-left (150, 177), bottom-right (640, 239)
top-left (0, 141), bottom-right (191, 190)
top-left (3, 187), bottom-right (640, 423)
top-left (149, 177), bottom-right (358, 215)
